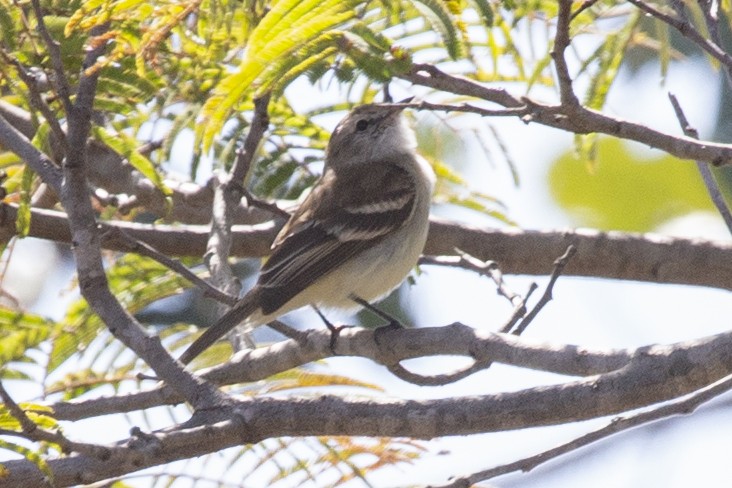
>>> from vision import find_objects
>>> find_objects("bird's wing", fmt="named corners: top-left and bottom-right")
top-left (258, 161), bottom-right (416, 314)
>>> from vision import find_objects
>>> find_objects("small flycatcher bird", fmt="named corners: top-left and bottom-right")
top-left (179, 102), bottom-right (435, 365)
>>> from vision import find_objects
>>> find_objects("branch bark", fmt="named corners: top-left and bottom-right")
top-left (50, 324), bottom-right (634, 421)
top-left (400, 67), bottom-right (732, 165)
top-left (3, 205), bottom-right (731, 290)
top-left (8, 321), bottom-right (732, 486)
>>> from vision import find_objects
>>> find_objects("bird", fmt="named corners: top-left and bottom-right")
top-left (179, 102), bottom-right (435, 365)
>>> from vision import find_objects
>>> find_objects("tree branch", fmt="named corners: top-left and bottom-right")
top-left (51, 323), bottom-right (634, 421)
top-left (626, 0), bottom-right (732, 81)
top-left (230, 94), bottom-right (271, 185)
top-left (419, 252), bottom-right (533, 330)
top-left (438, 373), bottom-right (732, 487)
top-left (0, 382), bottom-right (110, 461)
top-left (512, 245), bottom-right (576, 335)
top-left (668, 93), bottom-right (732, 234)
top-left (3, 205), bottom-right (732, 290)
top-left (12, 324), bottom-right (732, 486)
top-left (30, 0), bottom-right (73, 113)
top-left (102, 227), bottom-right (238, 306)
top-left (32, 18), bottom-right (229, 410)
top-left (199, 94), bottom-right (273, 374)
top-left (0, 115), bottom-right (61, 192)
top-left (551, 0), bottom-right (580, 106)
top-left (399, 69), bottom-right (732, 166)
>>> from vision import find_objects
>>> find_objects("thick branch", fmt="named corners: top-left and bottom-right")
top-left (400, 69), bottom-right (732, 165)
top-left (425, 218), bottom-right (732, 290)
top-left (0, 115), bottom-right (61, 192)
top-left (11, 323), bottom-right (732, 486)
top-left (3, 206), bottom-right (732, 290)
top-left (38, 21), bottom-right (229, 410)
top-left (50, 324), bottom-right (634, 421)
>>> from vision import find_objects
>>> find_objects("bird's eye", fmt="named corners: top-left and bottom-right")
top-left (355, 119), bottom-right (369, 131)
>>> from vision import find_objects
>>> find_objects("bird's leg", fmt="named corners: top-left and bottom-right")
top-left (349, 294), bottom-right (404, 328)
top-left (349, 294), bottom-right (404, 346)
top-left (312, 305), bottom-right (351, 353)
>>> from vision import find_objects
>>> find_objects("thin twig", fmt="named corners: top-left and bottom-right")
top-left (419, 252), bottom-right (535, 332)
top-left (66, 23), bottom-right (108, 156)
top-left (102, 227), bottom-right (238, 306)
top-left (698, 0), bottom-right (721, 46)
top-left (206, 172), bottom-right (243, 336)
top-left (400, 100), bottom-right (529, 118)
top-left (499, 283), bottom-right (538, 333)
top-left (551, 0), bottom-right (580, 106)
top-left (626, 0), bottom-right (732, 81)
top-left (240, 186), bottom-right (291, 220)
top-left (230, 94), bottom-right (271, 185)
top-left (266, 319), bottom-right (309, 342)
top-left (386, 362), bottom-right (486, 386)
top-left (403, 67), bottom-right (732, 164)
top-left (695, 0), bottom-right (731, 89)
top-left (0, 381), bottom-right (39, 434)
top-left (227, 94), bottom-right (291, 220)
top-left (408, 63), bottom-right (524, 108)
top-left (7, 56), bottom-right (68, 152)
top-left (406, 251), bottom-right (548, 386)
top-left (412, 246), bottom-right (574, 385)
top-left (435, 373), bottom-right (732, 487)
top-left (668, 93), bottom-right (732, 234)
top-left (513, 245), bottom-right (576, 336)
top-left (0, 382), bottom-right (107, 458)
top-left (0, 115), bottom-right (62, 192)
top-left (419, 252), bottom-right (522, 306)
top-left (204, 95), bottom-right (273, 353)
top-left (30, 0), bottom-right (73, 113)
top-left (570, 0), bottom-right (601, 21)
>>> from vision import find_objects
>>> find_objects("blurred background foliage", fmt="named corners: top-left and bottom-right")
top-left (549, 137), bottom-right (714, 232)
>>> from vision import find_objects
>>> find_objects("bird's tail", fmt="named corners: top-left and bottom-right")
top-left (179, 289), bottom-right (261, 365)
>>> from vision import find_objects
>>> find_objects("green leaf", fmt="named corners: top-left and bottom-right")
top-left (412, 0), bottom-right (465, 60)
top-left (471, 0), bottom-right (494, 27)
top-left (349, 22), bottom-right (394, 52)
top-left (15, 165), bottom-right (33, 237)
top-left (0, 403), bottom-right (56, 431)
top-left (48, 254), bottom-right (190, 373)
top-left (198, 0), bottom-right (361, 151)
top-left (574, 133), bottom-right (599, 171)
top-left (549, 138), bottom-right (715, 232)
top-left (432, 159), bottom-right (466, 185)
top-left (92, 126), bottom-right (172, 197)
top-left (46, 367), bottom-right (136, 401)
top-left (341, 33), bottom-right (394, 82)
top-left (0, 438), bottom-right (54, 483)
top-left (264, 33), bottom-right (342, 96)
top-left (0, 4), bottom-right (17, 49)
top-left (0, 308), bottom-right (54, 367)
top-left (583, 12), bottom-right (640, 110)
top-left (443, 194), bottom-right (516, 225)
top-left (656, 18), bottom-right (670, 82)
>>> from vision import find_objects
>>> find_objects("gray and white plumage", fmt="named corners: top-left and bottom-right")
top-left (179, 103), bottom-right (435, 365)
